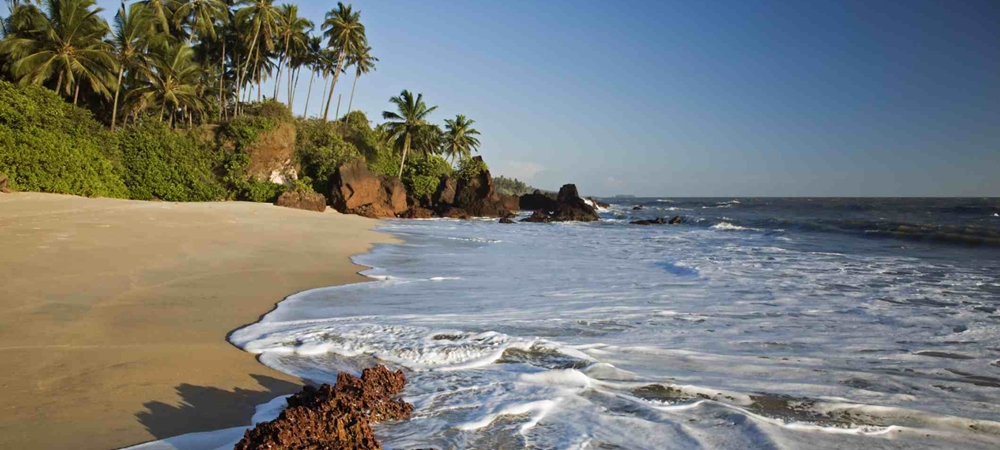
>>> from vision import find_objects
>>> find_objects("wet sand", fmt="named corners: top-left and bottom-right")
top-left (0, 193), bottom-right (394, 449)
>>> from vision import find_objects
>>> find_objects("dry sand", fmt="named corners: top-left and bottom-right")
top-left (0, 193), bottom-right (394, 449)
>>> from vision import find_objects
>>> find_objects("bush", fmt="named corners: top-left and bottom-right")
top-left (118, 122), bottom-right (226, 202)
top-left (456, 156), bottom-right (489, 181)
top-left (295, 119), bottom-right (363, 194)
top-left (0, 81), bottom-right (128, 197)
top-left (403, 155), bottom-right (453, 199)
top-left (222, 153), bottom-right (286, 202)
top-left (494, 176), bottom-right (537, 196)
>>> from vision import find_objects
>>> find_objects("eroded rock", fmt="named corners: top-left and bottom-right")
top-left (0, 173), bottom-right (9, 193)
top-left (329, 160), bottom-right (408, 218)
top-left (275, 190), bottom-right (327, 212)
top-left (234, 366), bottom-right (413, 450)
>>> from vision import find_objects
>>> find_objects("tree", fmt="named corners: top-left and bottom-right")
top-left (233, 0), bottom-right (280, 111)
top-left (298, 34), bottom-right (321, 117)
top-left (140, 0), bottom-right (172, 35)
top-left (381, 90), bottom-right (437, 177)
top-left (0, 0), bottom-right (115, 104)
top-left (344, 44), bottom-right (375, 116)
top-left (442, 114), bottom-right (481, 163)
top-left (110, 1), bottom-right (153, 131)
top-left (321, 1), bottom-right (364, 121)
top-left (173, 0), bottom-right (229, 44)
top-left (133, 42), bottom-right (204, 126)
top-left (271, 3), bottom-right (310, 102)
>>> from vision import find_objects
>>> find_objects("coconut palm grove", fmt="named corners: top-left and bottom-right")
top-left (0, 0), bottom-right (534, 203)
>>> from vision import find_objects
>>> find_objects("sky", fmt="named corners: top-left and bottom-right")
top-left (82, 0), bottom-right (1000, 196)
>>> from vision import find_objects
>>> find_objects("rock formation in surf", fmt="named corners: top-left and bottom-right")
top-left (234, 365), bottom-right (413, 450)
top-left (328, 160), bottom-right (408, 218)
top-left (520, 184), bottom-right (600, 222)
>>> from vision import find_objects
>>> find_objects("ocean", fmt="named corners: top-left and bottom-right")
top-left (143, 198), bottom-right (1000, 449)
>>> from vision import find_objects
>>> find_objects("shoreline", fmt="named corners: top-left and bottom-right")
top-left (0, 193), bottom-right (396, 450)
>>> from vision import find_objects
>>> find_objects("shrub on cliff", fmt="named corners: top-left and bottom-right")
top-left (456, 156), bottom-right (489, 181)
top-left (403, 155), bottom-right (452, 199)
top-left (118, 122), bottom-right (226, 202)
top-left (295, 119), bottom-right (362, 194)
top-left (0, 81), bottom-right (128, 197)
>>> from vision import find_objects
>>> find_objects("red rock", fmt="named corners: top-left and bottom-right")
top-left (234, 366), bottom-right (413, 450)
top-left (400, 206), bottom-right (434, 219)
top-left (329, 160), bottom-right (408, 218)
top-left (275, 190), bottom-right (327, 212)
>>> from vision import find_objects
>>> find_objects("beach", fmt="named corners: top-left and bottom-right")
top-left (0, 193), bottom-right (393, 450)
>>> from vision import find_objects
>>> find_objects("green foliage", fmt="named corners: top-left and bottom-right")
top-left (242, 99), bottom-right (294, 124)
top-left (222, 153), bottom-right (286, 202)
top-left (294, 118), bottom-right (363, 194)
top-left (403, 155), bottom-right (452, 199)
top-left (118, 122), bottom-right (226, 201)
top-left (0, 81), bottom-right (128, 197)
top-left (456, 156), bottom-right (489, 181)
top-left (494, 175), bottom-right (537, 196)
top-left (221, 116), bottom-right (278, 152)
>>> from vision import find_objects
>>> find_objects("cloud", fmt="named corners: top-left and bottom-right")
top-left (604, 176), bottom-right (625, 189)
top-left (497, 161), bottom-right (545, 181)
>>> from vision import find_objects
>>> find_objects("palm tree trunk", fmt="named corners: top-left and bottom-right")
top-left (302, 69), bottom-right (315, 118)
top-left (274, 35), bottom-right (290, 100)
top-left (219, 40), bottom-right (227, 122)
top-left (256, 63), bottom-right (262, 103)
top-left (346, 72), bottom-right (359, 116)
top-left (322, 50), bottom-right (346, 121)
top-left (73, 83), bottom-right (80, 105)
top-left (235, 51), bottom-right (243, 116)
top-left (56, 72), bottom-right (64, 99)
top-left (159, 97), bottom-right (167, 122)
top-left (398, 133), bottom-right (411, 178)
top-left (111, 66), bottom-right (125, 132)
top-left (319, 74), bottom-right (328, 117)
top-left (335, 94), bottom-right (341, 120)
top-left (240, 25), bottom-right (260, 106)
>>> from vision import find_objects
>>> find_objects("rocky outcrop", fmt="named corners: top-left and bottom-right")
top-left (500, 193), bottom-right (520, 213)
top-left (630, 216), bottom-right (683, 226)
top-left (439, 207), bottom-right (470, 220)
top-left (329, 160), bottom-right (408, 218)
top-left (400, 206), bottom-right (434, 219)
top-left (451, 157), bottom-right (509, 218)
top-left (234, 365), bottom-right (413, 450)
top-left (499, 216), bottom-right (516, 224)
top-left (519, 190), bottom-right (558, 212)
top-left (434, 176), bottom-right (457, 206)
top-left (632, 206), bottom-right (643, 211)
top-left (0, 173), bottom-right (9, 193)
top-left (275, 190), bottom-right (327, 212)
top-left (246, 123), bottom-right (298, 186)
top-left (518, 184), bottom-right (600, 223)
top-left (590, 198), bottom-right (611, 209)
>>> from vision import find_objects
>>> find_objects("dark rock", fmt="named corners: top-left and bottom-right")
top-left (500, 193), bottom-right (520, 213)
top-left (519, 189), bottom-right (558, 212)
top-left (451, 157), bottom-right (509, 217)
top-left (400, 206), bottom-right (434, 219)
top-left (275, 190), bottom-right (328, 212)
top-left (520, 210), bottom-right (553, 223)
top-left (234, 365), bottom-right (412, 450)
top-left (632, 206), bottom-right (643, 211)
top-left (631, 218), bottom-right (668, 226)
top-left (329, 160), bottom-right (408, 218)
top-left (669, 216), bottom-right (682, 225)
top-left (434, 176), bottom-right (457, 206)
top-left (0, 173), bottom-right (8, 193)
top-left (440, 207), bottom-right (470, 220)
top-left (499, 217), bottom-right (515, 224)
top-left (549, 184), bottom-right (600, 222)
top-left (588, 197), bottom-right (610, 209)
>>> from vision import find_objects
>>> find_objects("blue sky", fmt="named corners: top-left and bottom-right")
top-left (84, 1), bottom-right (1000, 196)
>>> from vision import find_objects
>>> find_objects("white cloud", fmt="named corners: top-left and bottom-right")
top-left (496, 161), bottom-right (545, 181)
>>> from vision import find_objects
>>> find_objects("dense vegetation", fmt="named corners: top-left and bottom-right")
top-left (495, 176), bottom-right (538, 196)
top-left (0, 0), bottom-right (502, 203)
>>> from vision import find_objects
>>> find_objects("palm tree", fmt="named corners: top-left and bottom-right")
top-left (140, 0), bottom-right (172, 35)
top-left (271, 3), bottom-right (310, 102)
top-left (133, 42), bottom-right (204, 126)
top-left (344, 44), bottom-right (375, 116)
top-left (381, 90), bottom-right (437, 177)
top-left (109, 1), bottom-right (153, 131)
top-left (233, 0), bottom-right (279, 109)
top-left (172, 0), bottom-right (228, 44)
top-left (0, 0), bottom-right (115, 104)
top-left (321, 1), bottom-right (364, 121)
top-left (442, 114), bottom-right (481, 163)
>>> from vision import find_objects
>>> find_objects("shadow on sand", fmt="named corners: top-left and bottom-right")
top-left (136, 374), bottom-right (301, 441)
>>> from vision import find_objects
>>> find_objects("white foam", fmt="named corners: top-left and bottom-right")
top-left (710, 222), bottom-right (748, 231)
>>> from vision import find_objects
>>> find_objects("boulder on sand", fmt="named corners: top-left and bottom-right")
top-left (234, 365), bottom-right (413, 450)
top-left (0, 173), bottom-right (9, 193)
top-left (275, 190), bottom-right (327, 212)
top-left (329, 160), bottom-right (408, 218)
top-left (440, 206), bottom-right (470, 220)
top-left (400, 206), bottom-right (434, 219)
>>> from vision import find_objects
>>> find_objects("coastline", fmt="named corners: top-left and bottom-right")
top-left (0, 193), bottom-right (396, 450)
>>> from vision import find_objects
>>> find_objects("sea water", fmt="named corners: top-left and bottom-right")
top-left (143, 198), bottom-right (1000, 449)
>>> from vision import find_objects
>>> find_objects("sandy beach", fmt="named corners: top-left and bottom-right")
top-left (0, 193), bottom-right (393, 449)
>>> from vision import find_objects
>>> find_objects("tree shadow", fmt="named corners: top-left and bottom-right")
top-left (136, 374), bottom-right (302, 440)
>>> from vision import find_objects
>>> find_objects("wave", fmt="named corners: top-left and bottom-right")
top-left (710, 222), bottom-right (748, 231)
